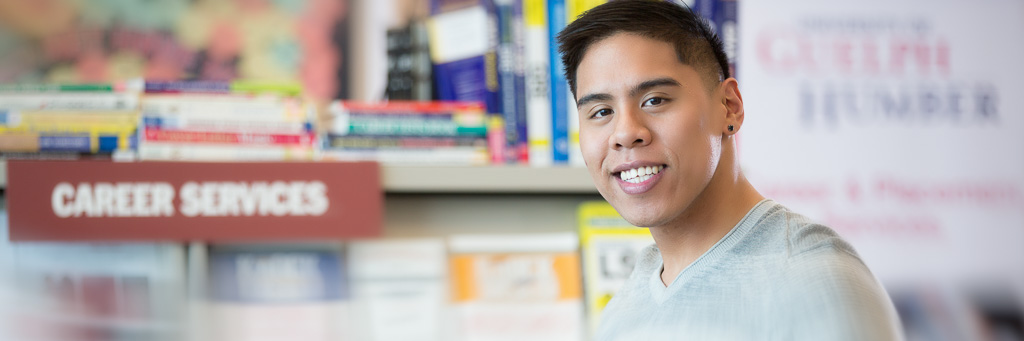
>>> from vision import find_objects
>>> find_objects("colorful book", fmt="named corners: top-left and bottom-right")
top-left (448, 233), bottom-right (585, 341)
top-left (207, 246), bottom-right (351, 341)
top-left (347, 239), bottom-right (448, 341)
top-left (577, 201), bottom-right (654, 335)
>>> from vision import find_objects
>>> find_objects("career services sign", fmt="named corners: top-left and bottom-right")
top-left (7, 161), bottom-right (382, 241)
top-left (738, 0), bottom-right (1024, 285)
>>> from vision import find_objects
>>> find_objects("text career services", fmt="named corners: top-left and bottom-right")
top-left (50, 181), bottom-right (330, 218)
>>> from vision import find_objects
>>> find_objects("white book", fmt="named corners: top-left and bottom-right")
top-left (139, 142), bottom-right (315, 161)
top-left (141, 94), bottom-right (312, 121)
top-left (0, 92), bottom-right (140, 111)
top-left (524, 0), bottom-right (553, 167)
top-left (348, 238), bottom-right (448, 341)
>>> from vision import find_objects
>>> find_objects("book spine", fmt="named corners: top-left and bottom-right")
top-left (144, 80), bottom-right (231, 94)
top-left (565, 0), bottom-right (605, 167)
top-left (329, 101), bottom-right (489, 137)
top-left (325, 135), bottom-right (487, 149)
top-left (0, 133), bottom-right (134, 153)
top-left (512, 0), bottom-right (529, 164)
top-left (0, 111), bottom-right (139, 135)
top-left (523, 0), bottom-right (552, 167)
top-left (144, 80), bottom-right (303, 97)
top-left (141, 95), bottom-right (309, 120)
top-left (334, 100), bottom-right (487, 114)
top-left (484, 1), bottom-right (505, 164)
top-left (320, 148), bottom-right (490, 165)
top-left (139, 143), bottom-right (314, 161)
top-left (0, 83), bottom-right (115, 92)
top-left (0, 93), bottom-right (139, 111)
top-left (496, 0), bottom-right (518, 163)
top-left (339, 114), bottom-right (487, 137)
top-left (142, 116), bottom-right (312, 135)
top-left (143, 128), bottom-right (315, 146)
top-left (548, 0), bottom-right (569, 163)
top-left (715, 0), bottom-right (738, 77)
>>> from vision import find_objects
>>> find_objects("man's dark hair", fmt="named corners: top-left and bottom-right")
top-left (556, 0), bottom-right (730, 98)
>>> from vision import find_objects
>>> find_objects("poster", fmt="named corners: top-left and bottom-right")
top-left (738, 0), bottom-right (1024, 336)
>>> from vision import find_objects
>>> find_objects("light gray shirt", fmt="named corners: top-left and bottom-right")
top-left (596, 199), bottom-right (903, 341)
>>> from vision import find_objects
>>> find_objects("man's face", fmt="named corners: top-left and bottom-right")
top-left (575, 33), bottom-right (725, 228)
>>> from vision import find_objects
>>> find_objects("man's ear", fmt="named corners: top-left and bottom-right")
top-left (720, 78), bottom-right (744, 136)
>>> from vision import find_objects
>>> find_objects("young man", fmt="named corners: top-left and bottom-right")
top-left (557, 1), bottom-right (903, 340)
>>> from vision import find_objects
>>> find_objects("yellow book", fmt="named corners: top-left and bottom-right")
top-left (0, 110), bottom-right (138, 135)
top-left (577, 201), bottom-right (653, 334)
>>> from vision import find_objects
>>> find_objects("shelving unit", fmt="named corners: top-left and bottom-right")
top-left (0, 161), bottom-right (597, 193)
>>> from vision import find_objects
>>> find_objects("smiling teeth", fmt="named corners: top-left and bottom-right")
top-left (619, 165), bottom-right (664, 183)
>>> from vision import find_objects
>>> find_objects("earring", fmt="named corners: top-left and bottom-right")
top-left (728, 125), bottom-right (734, 132)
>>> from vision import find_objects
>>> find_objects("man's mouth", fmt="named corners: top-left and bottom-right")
top-left (616, 165), bottom-right (665, 184)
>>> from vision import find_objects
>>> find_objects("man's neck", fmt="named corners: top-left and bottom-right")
top-left (650, 153), bottom-right (764, 287)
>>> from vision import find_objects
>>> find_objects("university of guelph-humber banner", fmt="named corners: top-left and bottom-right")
top-left (738, 0), bottom-right (1024, 288)
top-left (7, 161), bottom-right (382, 241)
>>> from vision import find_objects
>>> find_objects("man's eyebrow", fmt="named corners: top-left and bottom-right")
top-left (576, 77), bottom-right (682, 109)
top-left (576, 93), bottom-right (613, 109)
top-left (629, 77), bottom-right (681, 98)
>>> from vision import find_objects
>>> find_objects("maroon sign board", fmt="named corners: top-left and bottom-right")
top-left (7, 161), bottom-right (382, 241)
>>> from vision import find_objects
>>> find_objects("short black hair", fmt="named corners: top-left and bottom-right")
top-left (556, 0), bottom-right (730, 98)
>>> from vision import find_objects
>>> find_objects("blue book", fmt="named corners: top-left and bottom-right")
top-left (208, 249), bottom-right (346, 303)
top-left (496, 0), bottom-right (529, 163)
top-left (37, 134), bottom-right (128, 152)
top-left (429, 3), bottom-right (504, 163)
top-left (548, 0), bottom-right (569, 163)
top-left (714, 0), bottom-right (738, 77)
top-left (693, 0), bottom-right (718, 29)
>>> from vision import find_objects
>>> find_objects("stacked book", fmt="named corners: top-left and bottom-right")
top-left (138, 81), bottom-right (316, 161)
top-left (321, 101), bottom-right (491, 165)
top-left (0, 81), bottom-right (141, 160)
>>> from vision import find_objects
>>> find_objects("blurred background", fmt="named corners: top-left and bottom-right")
top-left (0, 0), bottom-right (1021, 340)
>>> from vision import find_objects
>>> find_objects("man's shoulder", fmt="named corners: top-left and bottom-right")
top-left (752, 201), bottom-right (863, 262)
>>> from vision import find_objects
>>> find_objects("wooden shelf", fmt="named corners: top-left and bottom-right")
top-left (0, 161), bottom-right (598, 194)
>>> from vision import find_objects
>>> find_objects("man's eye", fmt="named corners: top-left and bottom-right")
top-left (592, 108), bottom-right (612, 118)
top-left (643, 97), bottom-right (666, 106)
